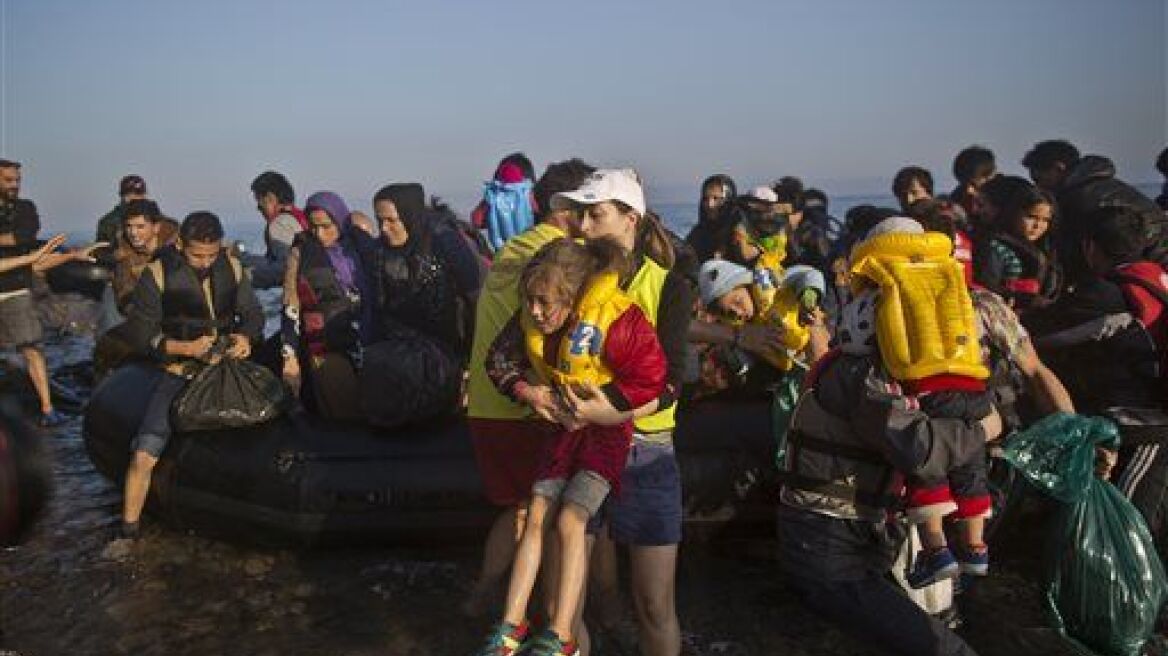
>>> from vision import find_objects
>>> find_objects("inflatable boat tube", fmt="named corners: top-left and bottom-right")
top-left (45, 261), bottom-right (111, 302)
top-left (84, 363), bottom-right (778, 547)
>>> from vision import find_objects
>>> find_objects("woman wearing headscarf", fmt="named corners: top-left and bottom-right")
top-left (280, 191), bottom-right (375, 420)
top-left (358, 183), bottom-right (484, 427)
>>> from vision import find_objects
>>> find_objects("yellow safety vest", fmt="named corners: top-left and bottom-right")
top-left (467, 223), bottom-right (566, 420)
top-left (623, 257), bottom-right (676, 433)
top-left (849, 232), bottom-right (988, 381)
top-left (524, 271), bottom-right (632, 389)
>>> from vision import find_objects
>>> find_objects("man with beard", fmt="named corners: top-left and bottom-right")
top-left (0, 160), bottom-right (101, 426)
top-left (684, 174), bottom-right (736, 263)
top-left (114, 211), bottom-right (262, 543)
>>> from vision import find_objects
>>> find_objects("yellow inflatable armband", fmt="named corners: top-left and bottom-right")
top-left (849, 232), bottom-right (988, 382)
top-left (523, 270), bottom-right (631, 388)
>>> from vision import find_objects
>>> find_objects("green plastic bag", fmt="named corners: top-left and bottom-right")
top-left (1004, 413), bottom-right (1168, 656)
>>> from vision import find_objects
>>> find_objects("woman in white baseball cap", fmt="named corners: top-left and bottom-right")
top-left (552, 168), bottom-right (691, 656)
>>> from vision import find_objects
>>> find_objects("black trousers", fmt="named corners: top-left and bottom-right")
top-left (778, 507), bottom-right (978, 656)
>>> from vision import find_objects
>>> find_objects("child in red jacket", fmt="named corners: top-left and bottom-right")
top-left (477, 238), bottom-right (666, 656)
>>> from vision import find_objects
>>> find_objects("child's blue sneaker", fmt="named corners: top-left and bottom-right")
top-left (907, 547), bottom-right (959, 589)
top-left (958, 544), bottom-right (989, 576)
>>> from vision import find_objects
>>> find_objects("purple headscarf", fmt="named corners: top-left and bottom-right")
top-left (304, 191), bottom-right (360, 293)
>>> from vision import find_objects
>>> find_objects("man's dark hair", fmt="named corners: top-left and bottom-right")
top-left (498, 152), bottom-right (536, 181)
top-left (843, 205), bottom-right (899, 244)
top-left (952, 146), bottom-right (996, 184)
top-left (804, 187), bottom-right (828, 210)
top-left (1156, 147), bottom-right (1168, 178)
top-left (123, 199), bottom-right (161, 224)
top-left (892, 166), bottom-right (934, 199)
top-left (0, 159), bottom-right (20, 170)
top-left (907, 198), bottom-right (963, 240)
top-left (532, 158), bottom-right (596, 219)
top-left (1085, 206), bottom-right (1147, 264)
top-left (772, 176), bottom-right (805, 211)
top-left (1021, 140), bottom-right (1081, 172)
top-left (250, 171), bottom-right (295, 205)
top-left (981, 175), bottom-right (1033, 213)
top-left (180, 211), bottom-right (225, 243)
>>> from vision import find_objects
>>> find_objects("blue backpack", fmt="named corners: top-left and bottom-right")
top-left (482, 179), bottom-right (535, 251)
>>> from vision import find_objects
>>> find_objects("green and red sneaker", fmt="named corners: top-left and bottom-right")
top-left (525, 629), bottom-right (580, 656)
top-left (473, 620), bottom-right (531, 656)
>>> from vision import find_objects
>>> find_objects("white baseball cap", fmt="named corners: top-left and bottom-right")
top-left (744, 186), bottom-right (778, 204)
top-left (551, 168), bottom-right (646, 216)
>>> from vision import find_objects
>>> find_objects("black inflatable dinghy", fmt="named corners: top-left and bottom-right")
top-left (83, 363), bottom-right (779, 547)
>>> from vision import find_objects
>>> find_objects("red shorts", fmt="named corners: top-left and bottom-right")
top-left (468, 418), bottom-right (554, 507)
top-left (537, 423), bottom-right (634, 496)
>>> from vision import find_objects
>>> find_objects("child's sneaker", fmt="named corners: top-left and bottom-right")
top-left (907, 547), bottom-right (959, 588)
top-left (958, 544), bottom-right (989, 576)
top-left (472, 620), bottom-right (530, 656)
top-left (526, 629), bottom-right (580, 656)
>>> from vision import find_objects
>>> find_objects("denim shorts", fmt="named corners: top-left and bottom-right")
top-left (129, 372), bottom-right (187, 457)
top-left (589, 438), bottom-right (683, 546)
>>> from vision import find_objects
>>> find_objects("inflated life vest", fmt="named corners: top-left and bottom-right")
top-left (295, 237), bottom-right (362, 358)
top-left (145, 246), bottom-right (242, 342)
top-left (850, 232), bottom-right (988, 382)
top-left (524, 271), bottom-right (631, 388)
top-left (778, 378), bottom-right (903, 523)
top-left (623, 257), bottom-right (676, 433)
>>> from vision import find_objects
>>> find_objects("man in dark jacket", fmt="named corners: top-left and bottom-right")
top-left (778, 349), bottom-right (996, 656)
top-left (116, 211), bottom-right (263, 543)
top-left (1027, 206), bottom-right (1168, 560)
top-left (1023, 141), bottom-right (1166, 284)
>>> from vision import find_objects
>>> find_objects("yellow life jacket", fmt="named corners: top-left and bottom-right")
top-left (752, 284), bottom-right (811, 372)
top-left (849, 232), bottom-right (988, 381)
top-left (524, 270), bottom-right (632, 389)
top-left (624, 257), bottom-right (675, 433)
top-left (749, 247), bottom-right (786, 312)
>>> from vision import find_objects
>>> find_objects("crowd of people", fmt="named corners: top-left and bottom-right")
top-left (1, 141), bottom-right (1167, 655)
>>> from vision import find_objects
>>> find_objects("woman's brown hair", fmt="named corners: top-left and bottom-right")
top-left (520, 238), bottom-right (631, 309)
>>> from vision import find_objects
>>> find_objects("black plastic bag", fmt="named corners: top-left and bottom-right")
top-left (171, 358), bottom-right (290, 432)
top-left (360, 327), bottom-right (460, 430)
top-left (1003, 413), bottom-right (1168, 656)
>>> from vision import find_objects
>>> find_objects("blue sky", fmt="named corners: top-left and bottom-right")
top-left (2, 0), bottom-right (1165, 233)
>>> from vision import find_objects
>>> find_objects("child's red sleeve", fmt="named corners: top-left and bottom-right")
top-left (600, 305), bottom-right (667, 411)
